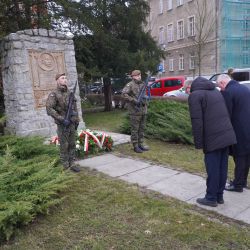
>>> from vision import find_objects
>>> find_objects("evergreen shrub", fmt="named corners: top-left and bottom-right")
top-left (121, 99), bottom-right (193, 144)
top-left (0, 136), bottom-right (74, 241)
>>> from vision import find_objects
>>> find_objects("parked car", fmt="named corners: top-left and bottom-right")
top-left (209, 68), bottom-right (250, 83)
top-left (163, 79), bottom-right (192, 100)
top-left (149, 76), bottom-right (185, 96)
top-left (240, 81), bottom-right (250, 90)
top-left (163, 86), bottom-right (189, 99)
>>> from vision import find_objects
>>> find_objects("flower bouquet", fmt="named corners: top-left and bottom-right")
top-left (77, 129), bottom-right (113, 156)
top-left (50, 129), bottom-right (114, 157)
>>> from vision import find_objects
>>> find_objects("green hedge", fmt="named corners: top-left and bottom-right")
top-left (121, 99), bottom-right (193, 144)
top-left (0, 136), bottom-right (74, 241)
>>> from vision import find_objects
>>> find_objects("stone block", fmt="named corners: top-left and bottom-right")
top-left (48, 30), bottom-right (56, 37)
top-left (38, 29), bottom-right (48, 36)
top-left (12, 41), bottom-right (23, 49)
top-left (24, 30), bottom-right (33, 36)
top-left (8, 33), bottom-right (20, 41)
top-left (32, 29), bottom-right (39, 35)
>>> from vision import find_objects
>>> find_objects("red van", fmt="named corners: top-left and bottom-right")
top-left (149, 76), bottom-right (185, 96)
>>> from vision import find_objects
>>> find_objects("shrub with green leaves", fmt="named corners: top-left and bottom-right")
top-left (121, 99), bottom-right (193, 144)
top-left (0, 136), bottom-right (74, 241)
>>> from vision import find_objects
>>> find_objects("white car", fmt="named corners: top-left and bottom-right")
top-left (163, 87), bottom-right (189, 99)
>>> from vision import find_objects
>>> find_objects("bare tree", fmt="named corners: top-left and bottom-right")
top-left (186, 0), bottom-right (217, 76)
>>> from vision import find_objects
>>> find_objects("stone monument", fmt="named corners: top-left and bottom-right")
top-left (0, 29), bottom-right (85, 137)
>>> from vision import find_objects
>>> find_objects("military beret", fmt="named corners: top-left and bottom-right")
top-left (131, 70), bottom-right (141, 77)
top-left (55, 73), bottom-right (65, 80)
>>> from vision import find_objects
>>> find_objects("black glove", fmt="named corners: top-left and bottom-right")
top-left (133, 99), bottom-right (140, 106)
top-left (62, 119), bottom-right (70, 127)
top-left (75, 122), bottom-right (79, 130)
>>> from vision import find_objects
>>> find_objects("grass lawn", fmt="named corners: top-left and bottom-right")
top-left (84, 109), bottom-right (127, 133)
top-left (1, 110), bottom-right (250, 249)
top-left (1, 169), bottom-right (250, 249)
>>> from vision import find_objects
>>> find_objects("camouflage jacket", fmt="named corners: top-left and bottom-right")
top-left (46, 85), bottom-right (79, 125)
top-left (122, 79), bottom-right (147, 115)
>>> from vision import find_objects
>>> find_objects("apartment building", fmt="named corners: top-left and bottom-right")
top-left (147, 0), bottom-right (250, 78)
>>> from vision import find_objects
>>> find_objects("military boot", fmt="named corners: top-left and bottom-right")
top-left (69, 163), bottom-right (81, 172)
top-left (134, 146), bottom-right (143, 153)
top-left (139, 144), bottom-right (149, 151)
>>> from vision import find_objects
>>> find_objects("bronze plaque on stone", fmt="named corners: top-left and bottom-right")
top-left (28, 50), bottom-right (66, 108)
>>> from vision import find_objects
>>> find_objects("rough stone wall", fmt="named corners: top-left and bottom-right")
top-left (0, 29), bottom-right (85, 137)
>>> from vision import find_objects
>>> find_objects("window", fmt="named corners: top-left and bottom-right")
top-left (179, 54), bottom-right (184, 70)
top-left (189, 53), bottom-right (195, 69)
top-left (151, 81), bottom-right (161, 89)
top-left (159, 0), bottom-right (163, 14)
top-left (167, 0), bottom-right (173, 10)
top-left (167, 23), bottom-right (174, 42)
top-left (243, 54), bottom-right (249, 65)
top-left (159, 27), bottom-right (164, 44)
top-left (177, 0), bottom-right (183, 6)
top-left (188, 16), bottom-right (195, 36)
top-left (164, 79), bottom-right (182, 87)
top-left (177, 20), bottom-right (184, 40)
top-left (169, 59), bottom-right (174, 71)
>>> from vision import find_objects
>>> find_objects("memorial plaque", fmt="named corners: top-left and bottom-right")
top-left (28, 50), bottom-right (66, 108)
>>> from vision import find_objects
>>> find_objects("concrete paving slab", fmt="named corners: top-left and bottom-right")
top-left (76, 154), bottom-right (120, 169)
top-left (235, 207), bottom-right (250, 223)
top-left (96, 131), bottom-right (130, 146)
top-left (119, 165), bottom-right (179, 186)
top-left (147, 172), bottom-right (205, 201)
top-left (187, 187), bottom-right (250, 219)
top-left (89, 157), bottom-right (150, 177)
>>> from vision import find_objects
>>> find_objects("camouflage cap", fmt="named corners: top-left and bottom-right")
top-left (131, 70), bottom-right (141, 77)
top-left (55, 73), bottom-right (65, 80)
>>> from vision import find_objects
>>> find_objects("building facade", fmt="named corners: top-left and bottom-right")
top-left (147, 0), bottom-right (250, 78)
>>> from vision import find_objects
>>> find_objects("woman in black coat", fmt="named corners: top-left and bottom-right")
top-left (188, 77), bottom-right (236, 207)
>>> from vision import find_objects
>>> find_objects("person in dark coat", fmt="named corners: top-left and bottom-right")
top-left (217, 74), bottom-right (250, 192)
top-left (188, 77), bottom-right (236, 207)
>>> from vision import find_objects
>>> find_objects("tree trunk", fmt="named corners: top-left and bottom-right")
top-left (0, 65), bottom-right (4, 115)
top-left (103, 77), bottom-right (112, 111)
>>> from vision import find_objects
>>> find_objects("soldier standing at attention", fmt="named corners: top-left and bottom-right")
top-left (46, 73), bottom-right (80, 172)
top-left (122, 70), bottom-right (149, 153)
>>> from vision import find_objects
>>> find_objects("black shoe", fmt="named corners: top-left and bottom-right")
top-left (244, 183), bottom-right (249, 189)
top-left (217, 198), bottom-right (224, 204)
top-left (70, 165), bottom-right (81, 172)
top-left (139, 145), bottom-right (149, 151)
top-left (134, 146), bottom-right (143, 153)
top-left (225, 184), bottom-right (243, 192)
top-left (196, 198), bottom-right (217, 207)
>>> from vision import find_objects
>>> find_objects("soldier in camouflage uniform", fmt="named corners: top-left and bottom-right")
top-left (46, 73), bottom-right (80, 172)
top-left (122, 70), bottom-right (149, 153)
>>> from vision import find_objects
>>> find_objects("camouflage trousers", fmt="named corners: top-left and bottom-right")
top-left (57, 124), bottom-right (76, 168)
top-left (130, 114), bottom-right (146, 147)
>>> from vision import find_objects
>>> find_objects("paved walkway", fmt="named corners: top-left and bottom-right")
top-left (76, 132), bottom-right (250, 225)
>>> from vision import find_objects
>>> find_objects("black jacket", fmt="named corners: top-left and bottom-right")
top-left (222, 80), bottom-right (250, 156)
top-left (188, 77), bottom-right (236, 153)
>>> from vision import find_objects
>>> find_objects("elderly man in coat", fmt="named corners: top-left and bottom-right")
top-left (217, 74), bottom-right (250, 192)
top-left (188, 77), bottom-right (236, 207)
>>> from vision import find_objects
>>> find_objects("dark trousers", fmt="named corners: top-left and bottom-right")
top-left (204, 147), bottom-right (229, 202)
top-left (233, 154), bottom-right (250, 188)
